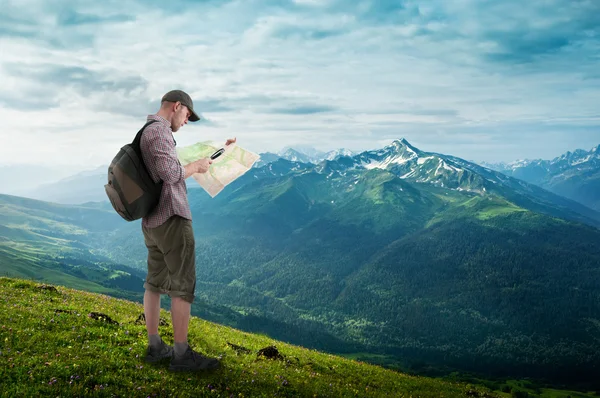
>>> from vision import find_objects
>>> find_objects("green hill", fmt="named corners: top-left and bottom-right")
top-left (3, 139), bottom-right (600, 388)
top-left (0, 277), bottom-right (497, 398)
top-left (172, 168), bottom-right (600, 382)
top-left (0, 193), bottom-right (146, 302)
top-left (3, 160), bottom-right (600, 387)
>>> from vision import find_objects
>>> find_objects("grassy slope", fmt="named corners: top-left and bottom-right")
top-left (0, 246), bottom-right (114, 294)
top-left (0, 277), bottom-right (496, 398)
top-left (0, 194), bottom-right (147, 303)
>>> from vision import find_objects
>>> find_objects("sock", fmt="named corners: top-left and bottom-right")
top-left (149, 334), bottom-right (162, 348)
top-left (174, 342), bottom-right (189, 357)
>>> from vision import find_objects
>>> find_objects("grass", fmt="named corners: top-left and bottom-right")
top-left (0, 276), bottom-right (497, 398)
top-left (440, 374), bottom-right (600, 398)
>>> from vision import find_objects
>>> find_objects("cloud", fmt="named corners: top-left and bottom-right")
top-left (0, 63), bottom-right (149, 113)
top-left (267, 104), bottom-right (337, 114)
top-left (475, 1), bottom-right (600, 64)
top-left (0, 1), bottom-right (133, 49)
top-left (0, 0), bottom-right (598, 169)
top-left (56, 10), bottom-right (134, 26)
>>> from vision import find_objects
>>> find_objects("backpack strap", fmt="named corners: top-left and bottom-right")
top-left (131, 119), bottom-right (177, 148)
top-left (131, 119), bottom-right (159, 148)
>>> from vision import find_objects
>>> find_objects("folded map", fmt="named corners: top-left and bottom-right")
top-left (176, 141), bottom-right (260, 197)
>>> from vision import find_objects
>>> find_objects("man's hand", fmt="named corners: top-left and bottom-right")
top-left (195, 158), bottom-right (212, 173)
top-left (184, 158), bottom-right (212, 178)
top-left (225, 137), bottom-right (236, 146)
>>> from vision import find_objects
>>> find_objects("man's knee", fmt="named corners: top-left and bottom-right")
top-left (170, 291), bottom-right (195, 304)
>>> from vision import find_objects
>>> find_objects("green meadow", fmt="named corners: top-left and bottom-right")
top-left (0, 277), bottom-right (495, 397)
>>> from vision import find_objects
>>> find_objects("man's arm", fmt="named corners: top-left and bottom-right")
top-left (141, 127), bottom-right (185, 184)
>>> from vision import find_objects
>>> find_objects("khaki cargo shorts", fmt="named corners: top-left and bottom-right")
top-left (142, 216), bottom-right (196, 303)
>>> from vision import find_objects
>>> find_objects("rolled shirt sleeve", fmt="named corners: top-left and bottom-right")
top-left (141, 125), bottom-right (185, 185)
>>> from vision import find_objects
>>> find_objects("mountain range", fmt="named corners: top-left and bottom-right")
top-left (6, 141), bottom-right (599, 216)
top-left (1, 138), bottom-right (600, 386)
top-left (479, 145), bottom-right (600, 212)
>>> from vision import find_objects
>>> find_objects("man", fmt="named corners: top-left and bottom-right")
top-left (140, 89), bottom-right (235, 372)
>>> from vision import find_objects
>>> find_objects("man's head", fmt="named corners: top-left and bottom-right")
top-left (158, 90), bottom-right (201, 132)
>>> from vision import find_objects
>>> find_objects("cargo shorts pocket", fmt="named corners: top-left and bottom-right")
top-left (163, 217), bottom-right (196, 303)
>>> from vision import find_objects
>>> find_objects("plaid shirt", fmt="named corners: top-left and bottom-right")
top-left (140, 114), bottom-right (192, 229)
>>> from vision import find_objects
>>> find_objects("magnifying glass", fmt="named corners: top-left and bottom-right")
top-left (210, 148), bottom-right (225, 160)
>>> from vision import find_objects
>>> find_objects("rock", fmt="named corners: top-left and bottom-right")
top-left (36, 285), bottom-right (58, 293)
top-left (257, 345), bottom-right (284, 360)
top-left (88, 312), bottom-right (118, 325)
top-left (226, 342), bottom-right (251, 354)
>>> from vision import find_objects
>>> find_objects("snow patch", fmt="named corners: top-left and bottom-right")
top-left (434, 160), bottom-right (442, 175)
top-left (417, 156), bottom-right (434, 165)
top-left (400, 169), bottom-right (416, 178)
top-left (442, 161), bottom-right (454, 171)
top-left (572, 155), bottom-right (591, 166)
top-left (362, 153), bottom-right (416, 170)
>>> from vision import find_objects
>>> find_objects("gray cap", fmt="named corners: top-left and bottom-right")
top-left (161, 89), bottom-right (201, 122)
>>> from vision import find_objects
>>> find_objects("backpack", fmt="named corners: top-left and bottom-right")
top-left (104, 120), bottom-right (163, 221)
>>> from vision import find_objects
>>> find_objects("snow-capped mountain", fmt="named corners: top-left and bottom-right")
top-left (484, 145), bottom-right (600, 175)
top-left (480, 145), bottom-right (600, 211)
top-left (323, 138), bottom-right (488, 193)
top-left (303, 138), bottom-right (600, 225)
top-left (277, 146), bottom-right (356, 164)
top-left (324, 148), bottom-right (355, 161)
top-left (279, 145), bottom-right (326, 160)
top-left (278, 148), bottom-right (315, 163)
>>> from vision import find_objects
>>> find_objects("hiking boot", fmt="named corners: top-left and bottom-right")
top-left (169, 346), bottom-right (220, 372)
top-left (144, 340), bottom-right (173, 363)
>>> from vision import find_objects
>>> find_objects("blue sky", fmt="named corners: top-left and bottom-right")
top-left (1, 0), bottom-right (599, 169)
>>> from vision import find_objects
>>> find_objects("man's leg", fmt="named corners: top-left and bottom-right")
top-left (171, 296), bottom-right (191, 351)
top-left (144, 289), bottom-right (162, 337)
top-left (164, 218), bottom-right (218, 371)
top-left (142, 224), bottom-right (173, 361)
top-left (143, 287), bottom-right (173, 362)
top-left (169, 288), bottom-right (219, 371)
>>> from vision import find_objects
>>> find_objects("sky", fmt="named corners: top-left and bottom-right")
top-left (1, 0), bottom-right (599, 170)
